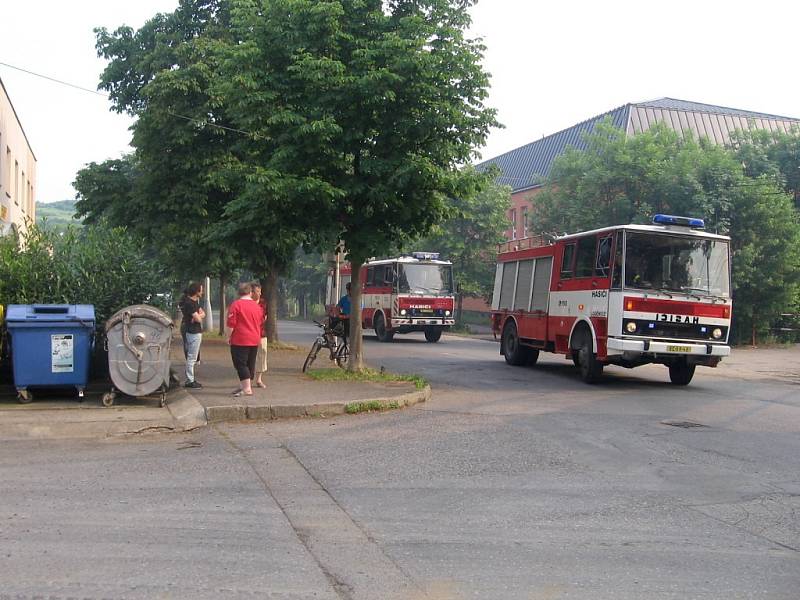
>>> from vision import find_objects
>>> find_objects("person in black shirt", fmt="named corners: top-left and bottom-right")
top-left (180, 281), bottom-right (205, 388)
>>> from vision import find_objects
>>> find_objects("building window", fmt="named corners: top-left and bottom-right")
top-left (21, 172), bottom-right (26, 212)
top-left (14, 161), bottom-right (19, 205)
top-left (522, 206), bottom-right (529, 237)
top-left (512, 210), bottom-right (518, 240)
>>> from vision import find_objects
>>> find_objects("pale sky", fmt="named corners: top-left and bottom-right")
top-left (1, 0), bottom-right (798, 203)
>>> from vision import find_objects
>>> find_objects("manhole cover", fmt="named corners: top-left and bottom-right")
top-left (661, 420), bottom-right (708, 428)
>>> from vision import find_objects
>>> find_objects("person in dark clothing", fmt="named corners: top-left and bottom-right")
top-left (331, 282), bottom-right (352, 339)
top-left (180, 281), bottom-right (205, 388)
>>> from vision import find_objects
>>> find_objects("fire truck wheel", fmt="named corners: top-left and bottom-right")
top-left (424, 327), bottom-right (442, 343)
top-left (374, 313), bottom-right (394, 342)
top-left (527, 349), bottom-right (540, 366)
top-left (502, 320), bottom-right (528, 366)
top-left (576, 335), bottom-right (603, 383)
top-left (668, 360), bottom-right (696, 385)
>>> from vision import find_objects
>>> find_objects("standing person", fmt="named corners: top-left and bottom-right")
top-left (336, 282), bottom-right (352, 339)
top-left (251, 283), bottom-right (269, 388)
top-left (181, 281), bottom-right (205, 389)
top-left (226, 282), bottom-right (264, 397)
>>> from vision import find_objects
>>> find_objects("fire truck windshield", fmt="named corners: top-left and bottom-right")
top-left (624, 232), bottom-right (730, 298)
top-left (398, 264), bottom-right (454, 295)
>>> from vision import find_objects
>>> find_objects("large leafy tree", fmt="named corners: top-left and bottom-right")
top-left (211, 0), bottom-right (498, 369)
top-left (419, 175), bottom-right (510, 322)
top-left (73, 154), bottom-right (241, 334)
top-left (532, 122), bottom-right (800, 343)
top-left (84, 1), bottom-right (284, 334)
top-left (732, 127), bottom-right (800, 207)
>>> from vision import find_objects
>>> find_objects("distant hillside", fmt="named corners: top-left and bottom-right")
top-left (36, 200), bottom-right (82, 228)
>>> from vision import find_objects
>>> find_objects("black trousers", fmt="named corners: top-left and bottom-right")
top-left (230, 345), bottom-right (258, 381)
top-left (330, 316), bottom-right (350, 339)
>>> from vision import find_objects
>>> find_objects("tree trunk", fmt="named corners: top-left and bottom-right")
top-left (263, 269), bottom-right (280, 343)
top-left (298, 294), bottom-right (306, 320)
top-left (348, 258), bottom-right (364, 372)
top-left (217, 273), bottom-right (227, 336)
top-left (278, 280), bottom-right (290, 318)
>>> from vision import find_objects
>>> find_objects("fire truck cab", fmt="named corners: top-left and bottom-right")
top-left (327, 253), bottom-right (456, 343)
top-left (491, 215), bottom-right (732, 385)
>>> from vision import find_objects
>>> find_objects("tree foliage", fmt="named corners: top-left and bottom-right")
top-left (418, 173), bottom-right (510, 319)
top-left (83, 2), bottom-right (242, 283)
top-left (532, 122), bottom-right (800, 343)
top-left (83, 0), bottom-right (497, 362)
top-left (732, 126), bottom-right (800, 207)
top-left (209, 0), bottom-right (498, 368)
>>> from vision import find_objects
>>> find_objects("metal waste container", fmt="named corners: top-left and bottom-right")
top-left (5, 304), bottom-right (95, 403)
top-left (104, 305), bottom-right (173, 407)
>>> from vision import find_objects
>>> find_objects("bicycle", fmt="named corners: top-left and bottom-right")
top-left (302, 318), bottom-right (350, 372)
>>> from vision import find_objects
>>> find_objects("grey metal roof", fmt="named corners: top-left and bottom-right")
top-left (638, 97), bottom-right (796, 121)
top-left (478, 104), bottom-right (630, 191)
top-left (478, 98), bottom-right (800, 193)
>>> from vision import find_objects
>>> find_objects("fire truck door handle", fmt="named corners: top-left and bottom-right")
top-left (591, 281), bottom-right (598, 288)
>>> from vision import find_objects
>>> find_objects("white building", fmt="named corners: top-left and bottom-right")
top-left (0, 76), bottom-right (37, 237)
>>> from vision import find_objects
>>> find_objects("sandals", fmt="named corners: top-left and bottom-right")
top-left (255, 382), bottom-right (266, 388)
top-left (232, 390), bottom-right (253, 397)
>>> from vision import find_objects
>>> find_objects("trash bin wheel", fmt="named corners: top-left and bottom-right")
top-left (17, 389), bottom-right (32, 404)
top-left (101, 392), bottom-right (116, 408)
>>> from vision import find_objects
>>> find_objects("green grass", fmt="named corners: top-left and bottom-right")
top-left (306, 367), bottom-right (427, 390)
top-left (345, 400), bottom-right (402, 414)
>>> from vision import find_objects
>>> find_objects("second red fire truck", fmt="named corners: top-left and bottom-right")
top-left (327, 252), bottom-right (456, 342)
top-left (491, 215), bottom-right (732, 385)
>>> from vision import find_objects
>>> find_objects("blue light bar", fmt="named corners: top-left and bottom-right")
top-left (652, 214), bottom-right (705, 229)
top-left (411, 251), bottom-right (440, 260)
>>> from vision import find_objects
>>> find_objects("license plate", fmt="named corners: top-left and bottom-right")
top-left (667, 345), bottom-right (692, 353)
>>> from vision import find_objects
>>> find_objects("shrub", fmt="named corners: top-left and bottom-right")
top-left (0, 223), bottom-right (171, 325)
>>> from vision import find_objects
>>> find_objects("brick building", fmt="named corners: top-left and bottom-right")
top-left (0, 76), bottom-right (36, 237)
top-left (478, 98), bottom-right (800, 241)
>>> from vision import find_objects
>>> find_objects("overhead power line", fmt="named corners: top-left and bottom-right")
top-left (0, 60), bottom-right (255, 138)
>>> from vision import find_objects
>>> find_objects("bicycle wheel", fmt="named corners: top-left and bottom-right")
top-left (303, 341), bottom-right (322, 373)
top-left (335, 341), bottom-right (350, 369)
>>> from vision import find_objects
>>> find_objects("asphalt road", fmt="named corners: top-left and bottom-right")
top-left (2, 321), bottom-right (798, 599)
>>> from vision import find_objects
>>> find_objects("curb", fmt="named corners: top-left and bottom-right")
top-left (201, 384), bottom-right (431, 424)
top-left (0, 385), bottom-right (428, 440)
top-left (166, 389), bottom-right (209, 431)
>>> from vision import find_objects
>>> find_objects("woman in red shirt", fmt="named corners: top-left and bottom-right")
top-left (226, 282), bottom-right (265, 396)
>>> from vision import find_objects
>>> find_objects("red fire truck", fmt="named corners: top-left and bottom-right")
top-left (327, 252), bottom-right (456, 342)
top-left (491, 215), bottom-right (732, 385)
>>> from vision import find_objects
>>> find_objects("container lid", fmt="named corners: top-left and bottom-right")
top-left (6, 304), bottom-right (95, 323)
top-left (105, 304), bottom-right (173, 331)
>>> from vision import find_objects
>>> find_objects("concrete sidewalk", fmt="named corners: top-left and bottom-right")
top-left (0, 335), bottom-right (429, 439)
top-left (173, 336), bottom-right (429, 422)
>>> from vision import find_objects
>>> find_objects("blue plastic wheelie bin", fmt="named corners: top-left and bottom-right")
top-left (5, 304), bottom-right (95, 403)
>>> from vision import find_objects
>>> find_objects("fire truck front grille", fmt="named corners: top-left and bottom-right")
top-left (624, 319), bottom-right (728, 342)
top-left (408, 308), bottom-right (447, 317)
